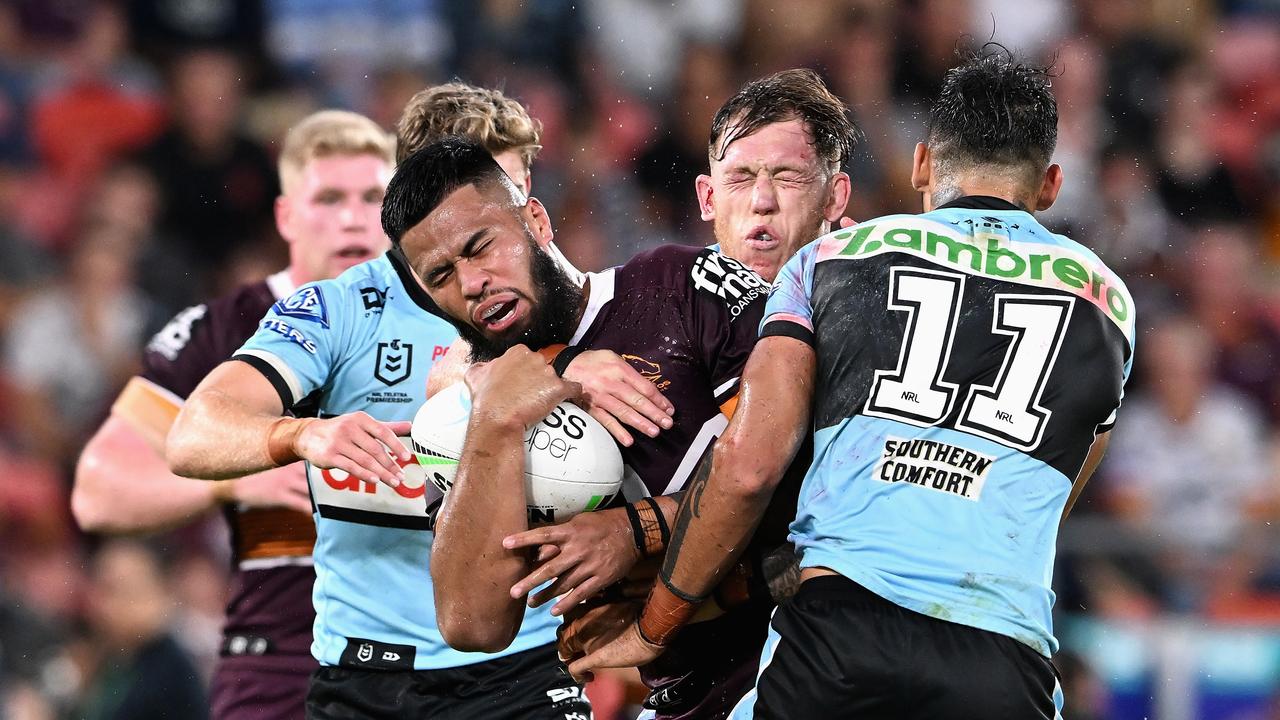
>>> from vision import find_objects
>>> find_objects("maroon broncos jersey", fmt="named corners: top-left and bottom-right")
top-left (141, 271), bottom-right (318, 673)
top-left (569, 245), bottom-right (772, 719)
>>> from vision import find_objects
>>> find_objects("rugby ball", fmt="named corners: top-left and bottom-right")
top-left (410, 382), bottom-right (624, 525)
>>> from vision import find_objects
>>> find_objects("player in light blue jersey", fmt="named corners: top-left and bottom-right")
top-left (164, 84), bottom-right (673, 720)
top-left (573, 46), bottom-right (1135, 720)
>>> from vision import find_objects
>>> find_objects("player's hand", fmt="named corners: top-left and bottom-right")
top-left (558, 598), bottom-right (642, 662)
top-left (224, 463), bottom-right (311, 513)
top-left (466, 345), bottom-right (582, 430)
top-left (562, 350), bottom-right (674, 447)
top-left (567, 620), bottom-right (665, 683)
top-left (504, 506), bottom-right (641, 615)
top-left (293, 412), bottom-right (412, 488)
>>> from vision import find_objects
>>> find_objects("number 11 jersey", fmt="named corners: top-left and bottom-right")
top-left (761, 196), bottom-right (1135, 657)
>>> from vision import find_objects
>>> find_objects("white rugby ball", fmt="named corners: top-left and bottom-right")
top-left (410, 382), bottom-right (624, 525)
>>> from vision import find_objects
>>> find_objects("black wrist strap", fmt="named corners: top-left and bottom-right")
top-left (551, 345), bottom-right (587, 377)
top-left (624, 501), bottom-right (646, 555)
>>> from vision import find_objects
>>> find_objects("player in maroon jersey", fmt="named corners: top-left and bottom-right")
top-left (72, 110), bottom-right (397, 720)
top-left (382, 67), bottom-right (857, 718)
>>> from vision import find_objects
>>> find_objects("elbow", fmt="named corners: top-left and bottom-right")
top-left (436, 606), bottom-right (518, 654)
top-left (164, 421), bottom-right (200, 478)
top-left (71, 458), bottom-right (113, 533)
top-left (713, 436), bottom-right (782, 499)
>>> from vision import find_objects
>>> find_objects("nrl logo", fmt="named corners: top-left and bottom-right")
top-left (274, 286), bottom-right (330, 328)
top-left (375, 339), bottom-right (413, 386)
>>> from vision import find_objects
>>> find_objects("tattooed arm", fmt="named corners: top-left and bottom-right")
top-left (565, 336), bottom-right (815, 678)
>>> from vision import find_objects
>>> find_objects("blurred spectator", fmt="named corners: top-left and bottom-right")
top-left (448, 0), bottom-right (585, 96)
top-left (1103, 315), bottom-right (1272, 609)
top-left (72, 540), bottom-right (208, 720)
top-left (138, 49), bottom-right (277, 290)
top-left (3, 224), bottom-right (159, 463)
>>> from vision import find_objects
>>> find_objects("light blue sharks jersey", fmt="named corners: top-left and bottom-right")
top-left (761, 198), bottom-right (1135, 657)
top-left (233, 252), bottom-right (560, 670)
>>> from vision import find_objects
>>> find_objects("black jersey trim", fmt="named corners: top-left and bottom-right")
top-left (760, 320), bottom-right (815, 347)
top-left (936, 195), bottom-right (1026, 212)
top-left (316, 504), bottom-right (433, 531)
top-left (232, 354), bottom-right (295, 412)
top-left (386, 249), bottom-right (446, 318)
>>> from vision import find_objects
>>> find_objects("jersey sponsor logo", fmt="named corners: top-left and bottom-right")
top-left (262, 319), bottom-right (318, 354)
top-left (690, 250), bottom-right (768, 319)
top-left (873, 436), bottom-right (994, 501)
top-left (825, 219), bottom-right (1134, 337)
top-left (307, 438), bottom-right (444, 528)
top-left (359, 285), bottom-right (388, 311)
top-left (147, 304), bottom-right (207, 361)
top-left (623, 354), bottom-right (671, 391)
top-left (273, 285), bottom-right (330, 327)
top-left (374, 339), bottom-right (413, 386)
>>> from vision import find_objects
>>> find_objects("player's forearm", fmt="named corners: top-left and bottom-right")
top-left (73, 418), bottom-right (227, 533)
top-left (168, 387), bottom-right (287, 479)
top-left (643, 338), bottom-right (815, 643)
top-left (431, 418), bottom-right (530, 652)
top-left (1062, 431), bottom-right (1111, 522)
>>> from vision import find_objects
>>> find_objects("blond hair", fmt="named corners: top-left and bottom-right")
top-left (396, 83), bottom-right (542, 166)
top-left (279, 110), bottom-right (396, 194)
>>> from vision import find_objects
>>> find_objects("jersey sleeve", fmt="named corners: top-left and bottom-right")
top-left (759, 241), bottom-right (819, 346)
top-left (140, 303), bottom-right (223, 401)
top-left (232, 283), bottom-right (352, 411)
top-left (684, 248), bottom-right (770, 408)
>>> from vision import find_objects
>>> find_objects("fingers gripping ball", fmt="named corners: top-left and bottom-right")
top-left (411, 382), bottom-right (624, 525)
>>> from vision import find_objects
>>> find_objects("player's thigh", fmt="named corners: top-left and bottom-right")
top-left (210, 659), bottom-right (311, 720)
top-left (749, 578), bottom-right (905, 719)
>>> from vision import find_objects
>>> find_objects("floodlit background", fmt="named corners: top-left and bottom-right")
top-left (0, 0), bottom-right (1278, 718)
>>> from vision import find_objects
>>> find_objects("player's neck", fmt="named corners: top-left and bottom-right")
top-left (930, 178), bottom-right (1035, 214)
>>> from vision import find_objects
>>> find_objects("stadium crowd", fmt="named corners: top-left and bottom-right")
top-left (0, 0), bottom-right (1278, 718)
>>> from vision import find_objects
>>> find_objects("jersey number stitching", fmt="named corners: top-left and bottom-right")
top-left (864, 268), bottom-right (1074, 451)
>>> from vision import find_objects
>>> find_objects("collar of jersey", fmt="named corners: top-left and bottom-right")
top-left (386, 249), bottom-right (446, 318)
top-left (936, 195), bottom-right (1026, 212)
top-left (568, 268), bottom-right (616, 346)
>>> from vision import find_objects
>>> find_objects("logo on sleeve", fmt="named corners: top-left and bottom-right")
top-left (146, 304), bottom-right (207, 361)
top-left (262, 319), bottom-right (318, 354)
top-left (274, 286), bottom-right (329, 327)
top-left (374, 339), bottom-right (413, 386)
top-left (690, 250), bottom-right (767, 319)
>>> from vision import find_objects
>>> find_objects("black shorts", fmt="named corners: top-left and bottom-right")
top-left (305, 643), bottom-right (591, 720)
top-left (745, 575), bottom-right (1060, 720)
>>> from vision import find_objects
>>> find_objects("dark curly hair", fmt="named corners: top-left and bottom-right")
top-left (927, 44), bottom-right (1058, 185)
top-left (708, 68), bottom-right (860, 170)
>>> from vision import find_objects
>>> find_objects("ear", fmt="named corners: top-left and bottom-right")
top-left (911, 143), bottom-right (931, 193)
top-left (695, 174), bottom-right (715, 221)
top-left (1035, 163), bottom-right (1064, 212)
top-left (823, 171), bottom-right (852, 223)
top-left (274, 196), bottom-right (294, 243)
top-left (525, 196), bottom-right (555, 249)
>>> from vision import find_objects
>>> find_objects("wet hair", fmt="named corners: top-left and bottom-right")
top-left (380, 137), bottom-right (515, 247)
top-left (926, 44), bottom-right (1058, 188)
top-left (396, 82), bottom-right (543, 166)
top-left (708, 68), bottom-right (859, 169)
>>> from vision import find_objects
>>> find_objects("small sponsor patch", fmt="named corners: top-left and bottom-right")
top-left (339, 637), bottom-right (415, 670)
top-left (690, 249), bottom-right (768, 320)
top-left (274, 285), bottom-right (329, 327)
top-left (262, 319), bottom-right (318, 354)
top-left (873, 436), bottom-right (995, 501)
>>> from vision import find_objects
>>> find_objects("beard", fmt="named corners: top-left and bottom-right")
top-left (452, 240), bottom-right (583, 362)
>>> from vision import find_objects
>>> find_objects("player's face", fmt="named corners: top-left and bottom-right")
top-left (277, 153), bottom-right (393, 283)
top-left (698, 118), bottom-right (849, 281)
top-left (493, 148), bottom-right (532, 196)
top-left (401, 183), bottom-right (580, 361)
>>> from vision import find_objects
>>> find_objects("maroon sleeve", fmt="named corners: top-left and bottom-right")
top-left (140, 283), bottom-right (274, 400)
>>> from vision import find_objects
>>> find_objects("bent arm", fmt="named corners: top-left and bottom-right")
top-left (73, 407), bottom-right (232, 534)
top-left (646, 337), bottom-right (815, 639)
top-left (431, 416), bottom-right (531, 652)
top-left (1062, 430), bottom-right (1110, 522)
top-left (166, 361), bottom-right (288, 479)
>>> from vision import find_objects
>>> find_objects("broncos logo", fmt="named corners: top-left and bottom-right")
top-left (622, 354), bottom-right (671, 391)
